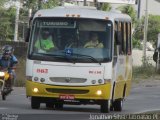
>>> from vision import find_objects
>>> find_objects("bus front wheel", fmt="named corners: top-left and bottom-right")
top-left (31, 97), bottom-right (40, 109)
top-left (46, 102), bottom-right (54, 109)
top-left (55, 103), bottom-right (63, 110)
top-left (100, 100), bottom-right (110, 113)
top-left (113, 99), bottom-right (123, 111)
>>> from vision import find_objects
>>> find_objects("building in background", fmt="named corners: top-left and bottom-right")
top-left (139, 0), bottom-right (160, 17)
top-left (65, 0), bottom-right (160, 18)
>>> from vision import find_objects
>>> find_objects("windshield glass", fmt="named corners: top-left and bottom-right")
top-left (29, 18), bottom-right (113, 63)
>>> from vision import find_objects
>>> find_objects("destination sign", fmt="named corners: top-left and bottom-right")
top-left (42, 22), bottom-right (69, 26)
top-left (37, 21), bottom-right (76, 28)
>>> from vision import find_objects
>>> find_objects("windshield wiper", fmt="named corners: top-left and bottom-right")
top-left (68, 53), bottom-right (101, 65)
top-left (36, 52), bottom-right (101, 65)
top-left (35, 53), bottom-right (75, 62)
top-left (36, 53), bottom-right (64, 57)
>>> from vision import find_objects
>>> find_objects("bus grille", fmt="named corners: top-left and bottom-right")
top-left (49, 77), bottom-right (87, 83)
top-left (46, 88), bottom-right (89, 94)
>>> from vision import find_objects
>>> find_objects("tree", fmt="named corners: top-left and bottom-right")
top-left (22, 0), bottom-right (59, 13)
top-left (155, 0), bottom-right (160, 2)
top-left (0, 0), bottom-right (9, 8)
top-left (0, 7), bottom-right (16, 41)
top-left (134, 15), bottom-right (160, 46)
top-left (100, 3), bottom-right (112, 11)
top-left (41, 0), bottom-right (59, 9)
top-left (118, 5), bottom-right (137, 26)
top-left (22, 0), bottom-right (39, 13)
top-left (147, 15), bottom-right (160, 44)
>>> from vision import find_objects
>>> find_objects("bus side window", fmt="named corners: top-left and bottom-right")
top-left (114, 21), bottom-right (123, 55)
top-left (114, 22), bottom-right (118, 56)
top-left (127, 22), bottom-right (132, 55)
top-left (122, 22), bottom-right (127, 55)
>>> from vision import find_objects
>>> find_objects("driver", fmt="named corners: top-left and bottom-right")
top-left (84, 32), bottom-right (104, 48)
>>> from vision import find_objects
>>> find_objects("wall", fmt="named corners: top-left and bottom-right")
top-left (0, 41), bottom-right (28, 58)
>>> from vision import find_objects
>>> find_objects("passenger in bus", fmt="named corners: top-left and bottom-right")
top-left (84, 32), bottom-right (104, 48)
top-left (34, 28), bottom-right (56, 52)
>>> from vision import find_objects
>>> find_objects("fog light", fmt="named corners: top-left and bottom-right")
top-left (0, 72), bottom-right (5, 77)
top-left (33, 88), bottom-right (39, 93)
top-left (96, 90), bottom-right (102, 95)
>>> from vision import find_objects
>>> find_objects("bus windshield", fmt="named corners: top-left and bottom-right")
top-left (29, 18), bottom-right (113, 63)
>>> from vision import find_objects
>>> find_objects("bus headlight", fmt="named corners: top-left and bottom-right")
top-left (0, 72), bottom-right (5, 77)
top-left (33, 88), bottom-right (39, 93)
top-left (96, 90), bottom-right (102, 95)
top-left (34, 77), bottom-right (39, 81)
top-left (98, 79), bottom-right (103, 84)
top-left (40, 78), bottom-right (45, 82)
top-left (91, 80), bottom-right (96, 84)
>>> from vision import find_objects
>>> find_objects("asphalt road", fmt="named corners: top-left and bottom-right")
top-left (0, 85), bottom-right (160, 120)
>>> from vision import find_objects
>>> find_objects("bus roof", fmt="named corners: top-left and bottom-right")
top-left (34, 6), bottom-right (131, 21)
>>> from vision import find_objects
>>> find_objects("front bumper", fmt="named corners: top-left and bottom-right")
top-left (26, 80), bottom-right (111, 100)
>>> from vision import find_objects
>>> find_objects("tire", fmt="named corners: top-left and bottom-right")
top-left (55, 103), bottom-right (63, 110)
top-left (31, 97), bottom-right (40, 109)
top-left (46, 103), bottom-right (54, 109)
top-left (110, 104), bottom-right (114, 111)
top-left (2, 92), bottom-right (6, 100)
top-left (113, 99), bottom-right (123, 111)
top-left (100, 100), bottom-right (110, 113)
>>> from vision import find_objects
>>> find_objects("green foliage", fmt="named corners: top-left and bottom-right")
top-left (0, 0), bottom-right (9, 8)
top-left (147, 15), bottom-right (160, 43)
top-left (41, 0), bottom-right (59, 9)
top-left (23, 0), bottom-right (59, 12)
top-left (0, 0), bottom-right (59, 41)
top-left (15, 57), bottom-right (26, 87)
top-left (117, 5), bottom-right (137, 26)
top-left (22, 0), bottom-right (38, 11)
top-left (133, 56), bottom-right (155, 79)
top-left (100, 3), bottom-right (112, 11)
top-left (132, 37), bottom-right (141, 49)
top-left (0, 7), bottom-right (16, 41)
top-left (133, 20), bottom-right (144, 41)
top-left (134, 15), bottom-right (160, 44)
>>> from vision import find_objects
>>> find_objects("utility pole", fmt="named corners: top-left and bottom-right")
top-left (143, 0), bottom-right (148, 65)
top-left (28, 8), bottom-right (32, 27)
top-left (60, 0), bottom-right (64, 6)
top-left (14, 0), bottom-right (20, 41)
top-left (84, 0), bottom-right (87, 6)
top-left (137, 0), bottom-right (141, 19)
top-left (94, 0), bottom-right (98, 8)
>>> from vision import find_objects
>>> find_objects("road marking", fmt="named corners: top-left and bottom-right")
top-left (0, 107), bottom-right (8, 110)
top-left (134, 109), bottom-right (160, 114)
top-left (11, 94), bottom-right (26, 96)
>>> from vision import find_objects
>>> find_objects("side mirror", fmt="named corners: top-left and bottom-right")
top-left (25, 28), bottom-right (30, 42)
top-left (157, 41), bottom-right (160, 51)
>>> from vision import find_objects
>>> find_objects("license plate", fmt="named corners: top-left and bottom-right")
top-left (59, 94), bottom-right (75, 100)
